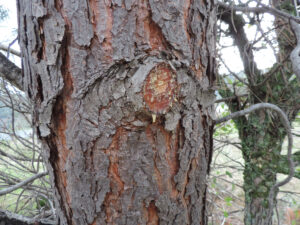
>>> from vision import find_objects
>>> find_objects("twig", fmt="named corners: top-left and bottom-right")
top-left (5, 37), bottom-right (18, 58)
top-left (0, 172), bottom-right (48, 196)
top-left (0, 43), bottom-right (21, 57)
top-left (215, 94), bottom-right (248, 103)
top-left (217, 1), bottom-right (300, 23)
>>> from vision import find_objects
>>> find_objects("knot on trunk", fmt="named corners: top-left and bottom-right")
top-left (143, 63), bottom-right (178, 114)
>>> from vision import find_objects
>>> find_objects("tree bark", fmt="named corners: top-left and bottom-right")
top-left (17, 0), bottom-right (217, 225)
top-left (0, 51), bottom-right (22, 90)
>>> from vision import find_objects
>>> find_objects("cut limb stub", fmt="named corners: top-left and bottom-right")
top-left (143, 63), bottom-right (178, 114)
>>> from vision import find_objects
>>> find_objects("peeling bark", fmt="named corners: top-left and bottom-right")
top-left (17, 0), bottom-right (217, 224)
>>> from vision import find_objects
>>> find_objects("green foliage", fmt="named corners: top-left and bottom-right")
top-left (225, 171), bottom-right (233, 178)
top-left (224, 196), bottom-right (233, 206)
top-left (214, 122), bottom-right (236, 137)
top-left (214, 103), bottom-right (238, 137)
top-left (223, 210), bottom-right (229, 218)
top-left (279, 1), bottom-right (297, 15)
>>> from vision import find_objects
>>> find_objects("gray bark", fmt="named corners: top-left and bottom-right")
top-left (0, 51), bottom-right (22, 90)
top-left (17, 0), bottom-right (217, 224)
top-left (290, 20), bottom-right (300, 81)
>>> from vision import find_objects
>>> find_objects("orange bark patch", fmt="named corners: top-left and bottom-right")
top-left (88, 0), bottom-right (98, 26)
top-left (146, 125), bottom-right (179, 198)
top-left (160, 126), bottom-right (179, 198)
top-left (145, 126), bottom-right (163, 194)
top-left (100, 0), bottom-right (113, 61)
top-left (183, 0), bottom-right (191, 43)
top-left (147, 201), bottom-right (159, 225)
top-left (47, 13), bottom-right (74, 220)
top-left (143, 63), bottom-right (178, 114)
top-left (191, 65), bottom-right (204, 80)
top-left (137, 0), bottom-right (167, 52)
top-left (104, 128), bottom-right (127, 223)
top-left (148, 19), bottom-right (166, 51)
top-left (54, 43), bottom-right (73, 208)
top-left (89, 0), bottom-right (113, 63)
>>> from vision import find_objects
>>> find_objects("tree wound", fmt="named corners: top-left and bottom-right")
top-left (143, 63), bottom-right (178, 114)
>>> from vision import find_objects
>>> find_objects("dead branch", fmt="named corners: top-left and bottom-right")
top-left (0, 172), bottom-right (48, 196)
top-left (0, 43), bottom-right (21, 57)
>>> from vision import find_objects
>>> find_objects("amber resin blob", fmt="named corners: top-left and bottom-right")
top-left (143, 63), bottom-right (178, 114)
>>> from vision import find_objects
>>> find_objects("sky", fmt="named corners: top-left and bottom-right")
top-left (219, 12), bottom-right (277, 74)
top-left (0, 0), bottom-right (20, 66)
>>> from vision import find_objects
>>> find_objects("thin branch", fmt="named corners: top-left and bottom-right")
top-left (215, 94), bottom-right (248, 103)
top-left (0, 147), bottom-right (40, 162)
top-left (217, 1), bottom-right (300, 23)
top-left (0, 172), bottom-right (48, 196)
top-left (6, 37), bottom-right (19, 58)
top-left (292, 132), bottom-right (300, 137)
top-left (0, 43), bottom-right (21, 57)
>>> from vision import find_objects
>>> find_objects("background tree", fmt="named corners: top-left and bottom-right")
top-left (217, 0), bottom-right (300, 224)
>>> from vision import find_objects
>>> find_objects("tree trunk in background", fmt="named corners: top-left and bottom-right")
top-left (17, 1), bottom-right (217, 224)
top-left (219, 1), bottom-right (300, 224)
top-left (240, 118), bottom-right (284, 225)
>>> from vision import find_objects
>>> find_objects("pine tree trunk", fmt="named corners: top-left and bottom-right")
top-left (17, 0), bottom-right (217, 224)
